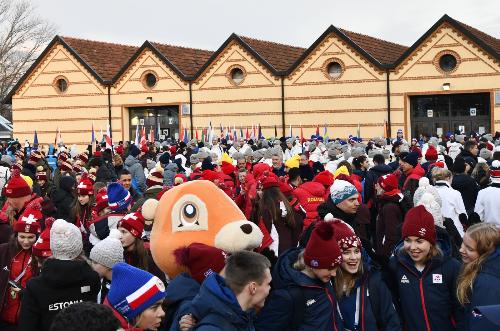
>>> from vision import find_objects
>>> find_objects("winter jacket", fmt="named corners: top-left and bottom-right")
top-left (466, 246), bottom-right (500, 331)
top-left (398, 165), bottom-right (425, 203)
top-left (188, 273), bottom-right (255, 331)
top-left (162, 273), bottom-right (201, 331)
top-left (163, 163), bottom-right (178, 187)
top-left (255, 248), bottom-right (344, 331)
top-left (272, 165), bottom-right (286, 178)
top-left (456, 150), bottom-right (478, 171)
top-left (451, 174), bottom-right (479, 214)
top-left (103, 297), bottom-right (142, 331)
top-left (124, 249), bottom-right (166, 284)
top-left (18, 258), bottom-right (100, 331)
top-left (89, 212), bottom-right (126, 246)
top-left (434, 181), bottom-right (466, 237)
top-left (474, 184), bottom-right (500, 226)
top-left (95, 161), bottom-right (117, 184)
top-left (375, 194), bottom-right (404, 259)
top-left (368, 164), bottom-right (393, 179)
top-left (50, 176), bottom-right (76, 223)
top-left (385, 243), bottom-right (464, 331)
top-left (293, 182), bottom-right (326, 230)
top-left (124, 155), bottom-right (146, 192)
top-left (335, 266), bottom-right (401, 331)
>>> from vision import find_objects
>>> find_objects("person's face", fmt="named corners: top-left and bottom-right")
top-left (404, 236), bottom-right (431, 265)
top-left (136, 299), bottom-right (165, 330)
top-left (341, 247), bottom-right (362, 275)
top-left (98, 207), bottom-right (112, 217)
top-left (17, 232), bottom-right (37, 250)
top-left (311, 266), bottom-right (338, 283)
top-left (238, 171), bottom-right (247, 184)
top-left (470, 144), bottom-right (479, 156)
top-left (399, 160), bottom-right (413, 173)
top-left (119, 174), bottom-right (132, 190)
top-left (286, 142), bottom-right (293, 149)
top-left (375, 183), bottom-right (384, 196)
top-left (78, 194), bottom-right (90, 205)
top-left (7, 196), bottom-right (30, 212)
top-left (249, 268), bottom-right (272, 310)
top-left (337, 194), bottom-right (360, 214)
top-left (237, 158), bottom-right (246, 170)
top-left (37, 179), bottom-right (46, 187)
top-left (119, 227), bottom-right (136, 250)
top-left (271, 155), bottom-right (282, 168)
top-left (91, 261), bottom-right (111, 279)
top-left (361, 159), bottom-right (369, 170)
top-left (212, 138), bottom-right (218, 145)
top-left (299, 155), bottom-right (308, 166)
top-left (459, 233), bottom-right (479, 265)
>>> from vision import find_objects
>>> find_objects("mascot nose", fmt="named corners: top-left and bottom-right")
top-left (240, 223), bottom-right (253, 234)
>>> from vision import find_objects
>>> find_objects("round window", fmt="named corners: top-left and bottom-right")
top-left (439, 54), bottom-right (457, 72)
top-left (145, 73), bottom-right (157, 88)
top-left (327, 62), bottom-right (343, 79)
top-left (231, 68), bottom-right (244, 85)
top-left (56, 78), bottom-right (68, 93)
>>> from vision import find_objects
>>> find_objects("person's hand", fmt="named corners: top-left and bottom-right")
top-left (179, 314), bottom-right (196, 331)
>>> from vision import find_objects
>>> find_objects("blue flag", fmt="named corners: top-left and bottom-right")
top-left (33, 131), bottom-right (39, 150)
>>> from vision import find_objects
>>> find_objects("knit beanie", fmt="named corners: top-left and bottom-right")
top-left (401, 151), bottom-right (419, 168)
top-left (50, 219), bottom-right (83, 260)
top-left (108, 262), bottom-right (166, 320)
top-left (35, 166), bottom-right (47, 181)
top-left (174, 243), bottom-right (227, 284)
top-left (77, 152), bottom-right (89, 164)
top-left (77, 174), bottom-right (94, 196)
top-left (415, 192), bottom-right (444, 228)
top-left (60, 160), bottom-right (73, 172)
top-left (14, 206), bottom-right (42, 234)
top-left (146, 164), bottom-right (164, 188)
top-left (401, 205), bottom-right (436, 245)
top-left (58, 152), bottom-right (69, 162)
top-left (285, 155), bottom-right (300, 169)
top-left (452, 156), bottom-right (466, 173)
top-left (73, 163), bottom-right (83, 174)
top-left (479, 148), bottom-right (492, 161)
top-left (129, 144), bottom-right (140, 158)
top-left (107, 183), bottom-right (132, 211)
top-left (118, 212), bottom-right (145, 238)
top-left (329, 218), bottom-right (361, 251)
top-left (490, 160), bottom-right (500, 184)
top-left (377, 173), bottom-right (399, 192)
top-left (29, 150), bottom-right (43, 163)
top-left (425, 145), bottom-right (438, 161)
top-left (330, 179), bottom-right (357, 205)
top-left (32, 217), bottom-right (54, 257)
top-left (220, 161), bottom-right (236, 176)
top-left (304, 221), bottom-right (343, 269)
top-left (201, 170), bottom-right (219, 182)
top-left (3, 169), bottom-right (31, 198)
top-left (89, 229), bottom-right (124, 269)
top-left (259, 173), bottom-right (279, 190)
top-left (413, 177), bottom-right (442, 207)
top-left (313, 171), bottom-right (334, 187)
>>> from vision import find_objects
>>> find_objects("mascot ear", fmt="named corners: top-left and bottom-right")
top-left (141, 199), bottom-right (159, 221)
top-left (214, 220), bottom-right (263, 253)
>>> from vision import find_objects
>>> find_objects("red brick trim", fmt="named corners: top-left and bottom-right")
top-left (322, 57), bottom-right (346, 80)
top-left (226, 64), bottom-right (247, 86)
top-left (433, 49), bottom-right (461, 75)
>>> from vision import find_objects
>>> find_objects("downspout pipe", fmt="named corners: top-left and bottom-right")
top-left (107, 84), bottom-right (112, 139)
top-left (189, 81), bottom-right (193, 138)
top-left (385, 69), bottom-right (391, 138)
top-left (281, 77), bottom-right (285, 137)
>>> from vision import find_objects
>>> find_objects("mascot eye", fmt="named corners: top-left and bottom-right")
top-left (171, 193), bottom-right (208, 233)
top-left (180, 202), bottom-right (199, 227)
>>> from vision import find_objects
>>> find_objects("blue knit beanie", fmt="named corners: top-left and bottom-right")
top-left (107, 183), bottom-right (132, 211)
top-left (108, 262), bottom-right (166, 320)
top-left (401, 151), bottom-right (419, 168)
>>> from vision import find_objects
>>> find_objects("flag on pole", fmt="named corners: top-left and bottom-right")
top-left (220, 124), bottom-right (223, 139)
top-left (134, 124), bottom-right (139, 146)
top-left (357, 123), bottom-right (361, 139)
top-left (100, 127), bottom-right (103, 143)
top-left (289, 125), bottom-right (293, 138)
top-left (252, 124), bottom-right (256, 140)
top-left (383, 119), bottom-right (388, 138)
top-left (246, 126), bottom-right (249, 140)
top-left (300, 124), bottom-right (304, 143)
top-left (149, 126), bottom-right (155, 143)
top-left (274, 125), bottom-right (278, 138)
top-left (208, 121), bottom-right (213, 144)
top-left (324, 124), bottom-right (329, 142)
top-left (240, 126), bottom-right (243, 141)
top-left (195, 128), bottom-right (199, 141)
top-left (91, 122), bottom-right (96, 154)
top-left (140, 126), bottom-right (147, 147)
top-left (315, 125), bottom-right (320, 137)
top-left (157, 118), bottom-right (161, 141)
top-left (180, 125), bottom-right (185, 142)
top-left (33, 131), bottom-right (39, 150)
top-left (183, 127), bottom-right (189, 144)
top-left (106, 124), bottom-right (111, 139)
top-left (55, 127), bottom-right (62, 146)
top-left (258, 124), bottom-right (263, 140)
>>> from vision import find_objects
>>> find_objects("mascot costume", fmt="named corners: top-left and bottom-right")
top-left (149, 180), bottom-right (263, 279)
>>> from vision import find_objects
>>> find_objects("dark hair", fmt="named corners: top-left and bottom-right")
top-left (337, 160), bottom-right (353, 175)
top-left (352, 155), bottom-right (367, 170)
top-left (50, 302), bottom-right (120, 331)
top-left (71, 194), bottom-right (95, 226)
top-left (373, 153), bottom-right (385, 165)
top-left (8, 233), bottom-right (39, 276)
top-left (464, 140), bottom-right (477, 152)
top-left (493, 151), bottom-right (500, 161)
top-left (88, 158), bottom-right (102, 168)
top-left (288, 167), bottom-right (301, 182)
top-left (224, 251), bottom-right (271, 295)
top-left (258, 186), bottom-right (295, 228)
top-left (119, 169), bottom-right (131, 177)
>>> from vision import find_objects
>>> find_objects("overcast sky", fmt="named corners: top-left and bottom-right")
top-left (31, 0), bottom-right (499, 50)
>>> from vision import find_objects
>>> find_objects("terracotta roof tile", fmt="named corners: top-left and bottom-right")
top-left (61, 37), bottom-right (138, 81)
top-left (338, 29), bottom-right (409, 66)
top-left (453, 20), bottom-right (500, 55)
top-left (239, 36), bottom-right (306, 72)
top-left (150, 42), bottom-right (213, 77)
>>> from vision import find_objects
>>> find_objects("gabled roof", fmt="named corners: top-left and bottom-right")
top-left (150, 42), bottom-right (213, 78)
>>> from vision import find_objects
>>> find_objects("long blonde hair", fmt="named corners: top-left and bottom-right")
top-left (457, 223), bottom-right (500, 305)
top-left (334, 261), bottom-right (364, 298)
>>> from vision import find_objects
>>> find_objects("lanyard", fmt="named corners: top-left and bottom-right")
top-left (337, 287), bottom-right (361, 330)
top-left (11, 251), bottom-right (32, 283)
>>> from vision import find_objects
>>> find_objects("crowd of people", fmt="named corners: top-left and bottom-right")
top-left (0, 127), bottom-right (499, 331)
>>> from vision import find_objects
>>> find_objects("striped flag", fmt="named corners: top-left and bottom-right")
top-left (289, 124), bottom-right (293, 138)
top-left (134, 125), bottom-right (139, 146)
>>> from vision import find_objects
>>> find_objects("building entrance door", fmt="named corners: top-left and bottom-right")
top-left (410, 92), bottom-right (490, 139)
top-left (129, 105), bottom-right (179, 142)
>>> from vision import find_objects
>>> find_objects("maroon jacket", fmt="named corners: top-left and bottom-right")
top-left (375, 194), bottom-right (404, 258)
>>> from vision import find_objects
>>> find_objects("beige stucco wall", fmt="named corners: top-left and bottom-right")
top-left (11, 24), bottom-right (500, 149)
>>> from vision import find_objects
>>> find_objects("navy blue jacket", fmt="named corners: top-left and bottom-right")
top-left (255, 248), bottom-right (344, 331)
top-left (189, 273), bottom-right (255, 331)
top-left (163, 273), bottom-right (200, 331)
top-left (467, 247), bottom-right (500, 331)
top-left (336, 267), bottom-right (401, 331)
top-left (385, 243), bottom-right (464, 331)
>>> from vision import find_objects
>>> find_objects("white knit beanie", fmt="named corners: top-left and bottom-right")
top-left (50, 219), bottom-right (83, 260)
top-left (89, 229), bottom-right (124, 269)
top-left (413, 177), bottom-right (442, 207)
top-left (416, 192), bottom-right (444, 228)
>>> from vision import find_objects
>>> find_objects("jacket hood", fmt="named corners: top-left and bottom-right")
top-left (369, 164), bottom-right (393, 177)
top-left (190, 273), bottom-right (252, 328)
top-left (124, 155), bottom-right (139, 166)
top-left (481, 247), bottom-right (500, 278)
top-left (296, 181), bottom-right (326, 198)
top-left (165, 272), bottom-right (200, 303)
top-left (165, 163), bottom-right (179, 171)
top-left (272, 247), bottom-right (327, 289)
top-left (40, 259), bottom-right (97, 288)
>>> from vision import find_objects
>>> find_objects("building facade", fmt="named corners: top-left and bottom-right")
top-left (5, 15), bottom-right (500, 149)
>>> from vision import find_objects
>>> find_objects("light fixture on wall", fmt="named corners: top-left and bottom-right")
top-left (146, 97), bottom-right (153, 103)
top-left (442, 83), bottom-right (450, 91)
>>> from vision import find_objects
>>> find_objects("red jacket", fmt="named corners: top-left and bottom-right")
top-left (294, 182), bottom-right (326, 230)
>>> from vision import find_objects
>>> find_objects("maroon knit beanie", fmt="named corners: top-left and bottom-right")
top-left (174, 243), bottom-right (227, 284)
top-left (304, 221), bottom-right (342, 269)
top-left (401, 205), bottom-right (436, 245)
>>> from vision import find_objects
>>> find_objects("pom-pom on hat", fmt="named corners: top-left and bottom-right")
top-left (32, 217), bottom-right (55, 257)
top-left (3, 169), bottom-right (31, 198)
top-left (146, 164), bottom-right (164, 188)
top-left (401, 205), bottom-right (436, 245)
top-left (490, 160), bottom-right (500, 184)
top-left (173, 243), bottom-right (227, 284)
top-left (329, 218), bottom-right (361, 251)
top-left (35, 166), bottom-right (47, 181)
top-left (118, 212), bottom-right (145, 239)
top-left (107, 183), bottom-right (132, 211)
top-left (77, 173), bottom-right (94, 196)
top-left (377, 173), bottom-right (399, 193)
top-left (90, 229), bottom-right (124, 269)
top-left (330, 179), bottom-right (358, 205)
top-left (14, 207), bottom-right (42, 234)
top-left (50, 219), bottom-right (83, 260)
top-left (108, 262), bottom-right (166, 320)
top-left (304, 221), bottom-right (342, 269)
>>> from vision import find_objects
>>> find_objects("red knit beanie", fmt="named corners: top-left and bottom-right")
top-left (4, 169), bottom-right (31, 198)
top-left (35, 166), bottom-right (47, 181)
top-left (425, 145), bottom-right (438, 161)
top-left (174, 243), bottom-right (227, 284)
top-left (220, 161), bottom-right (236, 176)
top-left (58, 152), bottom-right (69, 162)
top-left (313, 171), bottom-right (334, 187)
top-left (304, 221), bottom-right (342, 269)
top-left (118, 212), bottom-right (145, 238)
top-left (377, 173), bottom-right (399, 192)
top-left (14, 207), bottom-right (42, 234)
top-left (32, 217), bottom-right (54, 257)
top-left (401, 205), bottom-right (436, 245)
top-left (329, 219), bottom-right (361, 251)
top-left (260, 173), bottom-right (279, 190)
top-left (77, 152), bottom-right (89, 164)
top-left (93, 188), bottom-right (109, 214)
top-left (77, 174), bottom-right (94, 196)
top-left (29, 151), bottom-right (43, 163)
top-left (202, 170), bottom-right (219, 182)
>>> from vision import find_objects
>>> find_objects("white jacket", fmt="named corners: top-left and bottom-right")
top-left (474, 185), bottom-right (500, 226)
top-left (434, 181), bottom-right (466, 237)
